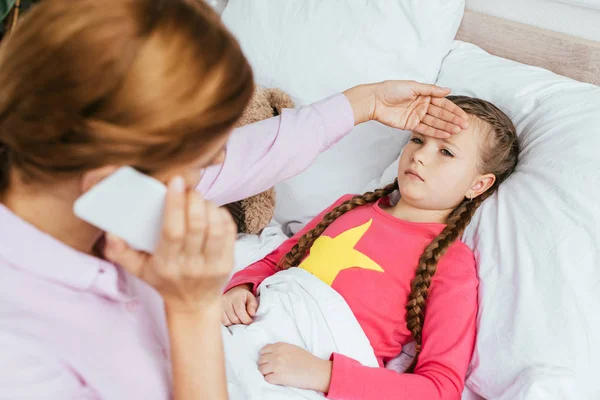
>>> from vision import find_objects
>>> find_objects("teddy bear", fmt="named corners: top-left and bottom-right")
top-left (223, 86), bottom-right (295, 235)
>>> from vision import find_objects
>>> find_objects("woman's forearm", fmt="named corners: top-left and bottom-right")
top-left (167, 303), bottom-right (227, 400)
top-left (196, 94), bottom-right (355, 206)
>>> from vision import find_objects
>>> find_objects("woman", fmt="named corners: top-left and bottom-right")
top-left (0, 0), bottom-right (468, 399)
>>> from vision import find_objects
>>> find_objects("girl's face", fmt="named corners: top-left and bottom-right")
top-left (397, 115), bottom-right (495, 212)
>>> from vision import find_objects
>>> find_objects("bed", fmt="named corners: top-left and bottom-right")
top-left (212, 1), bottom-right (600, 399)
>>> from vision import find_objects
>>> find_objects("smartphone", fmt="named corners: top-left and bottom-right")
top-left (73, 166), bottom-right (167, 253)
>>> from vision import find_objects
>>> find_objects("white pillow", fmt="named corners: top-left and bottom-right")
top-left (222, 0), bottom-right (465, 234)
top-left (371, 41), bottom-right (600, 399)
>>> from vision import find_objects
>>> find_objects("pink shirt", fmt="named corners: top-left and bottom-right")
top-left (0, 94), bottom-right (353, 399)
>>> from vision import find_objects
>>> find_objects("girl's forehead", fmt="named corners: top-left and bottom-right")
top-left (451, 116), bottom-right (488, 150)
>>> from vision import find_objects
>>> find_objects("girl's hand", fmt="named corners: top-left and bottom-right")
top-left (258, 343), bottom-right (333, 393)
top-left (221, 283), bottom-right (258, 326)
top-left (104, 176), bottom-right (237, 314)
top-left (343, 80), bottom-right (470, 138)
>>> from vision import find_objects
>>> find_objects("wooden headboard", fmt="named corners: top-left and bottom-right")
top-left (456, 10), bottom-right (600, 85)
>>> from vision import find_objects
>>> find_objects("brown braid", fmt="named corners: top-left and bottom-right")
top-left (278, 180), bottom-right (399, 270)
top-left (405, 95), bottom-right (519, 372)
top-left (404, 194), bottom-right (487, 372)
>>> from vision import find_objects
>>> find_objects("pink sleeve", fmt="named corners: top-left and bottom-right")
top-left (327, 254), bottom-right (478, 400)
top-left (223, 194), bottom-right (355, 295)
top-left (197, 94), bottom-right (354, 205)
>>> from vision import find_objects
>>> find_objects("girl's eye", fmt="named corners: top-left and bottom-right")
top-left (441, 149), bottom-right (454, 157)
top-left (410, 137), bottom-right (423, 145)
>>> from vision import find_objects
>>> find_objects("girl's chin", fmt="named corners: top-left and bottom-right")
top-left (397, 186), bottom-right (424, 202)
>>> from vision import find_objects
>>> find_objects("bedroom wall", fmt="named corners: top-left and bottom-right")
top-left (466, 0), bottom-right (600, 42)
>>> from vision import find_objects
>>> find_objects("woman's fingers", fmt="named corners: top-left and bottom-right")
top-left (156, 176), bottom-right (187, 261)
top-left (182, 191), bottom-right (207, 257)
top-left (218, 208), bottom-right (237, 269)
top-left (201, 201), bottom-right (222, 255)
top-left (203, 204), bottom-right (236, 274)
top-left (104, 233), bottom-right (147, 277)
top-left (408, 81), bottom-right (451, 97)
top-left (430, 97), bottom-right (469, 129)
top-left (414, 97), bottom-right (474, 138)
top-left (408, 98), bottom-right (429, 129)
top-left (421, 114), bottom-right (461, 135)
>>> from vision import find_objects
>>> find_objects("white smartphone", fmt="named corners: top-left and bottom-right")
top-left (73, 166), bottom-right (167, 253)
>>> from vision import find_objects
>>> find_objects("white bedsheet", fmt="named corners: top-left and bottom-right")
top-left (223, 268), bottom-right (378, 399)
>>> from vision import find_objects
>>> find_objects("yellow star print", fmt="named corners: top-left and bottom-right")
top-left (298, 219), bottom-right (384, 286)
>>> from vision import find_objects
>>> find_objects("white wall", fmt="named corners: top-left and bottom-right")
top-left (466, 0), bottom-right (600, 42)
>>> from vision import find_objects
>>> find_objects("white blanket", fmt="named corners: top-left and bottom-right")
top-left (222, 268), bottom-right (379, 399)
top-left (233, 222), bottom-right (289, 275)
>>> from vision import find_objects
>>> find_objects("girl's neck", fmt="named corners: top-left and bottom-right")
top-left (2, 181), bottom-right (102, 256)
top-left (385, 197), bottom-right (452, 224)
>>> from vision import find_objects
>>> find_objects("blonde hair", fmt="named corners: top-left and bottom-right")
top-left (0, 0), bottom-right (253, 192)
top-left (278, 96), bottom-right (519, 372)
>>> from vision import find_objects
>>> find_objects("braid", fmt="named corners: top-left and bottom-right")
top-left (403, 96), bottom-right (518, 373)
top-left (278, 180), bottom-right (399, 270)
top-left (405, 194), bottom-right (486, 372)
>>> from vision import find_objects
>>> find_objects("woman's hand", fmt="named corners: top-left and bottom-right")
top-left (104, 176), bottom-right (237, 314)
top-left (221, 283), bottom-right (258, 326)
top-left (258, 343), bottom-right (333, 393)
top-left (343, 80), bottom-right (469, 138)
top-left (103, 176), bottom-right (236, 400)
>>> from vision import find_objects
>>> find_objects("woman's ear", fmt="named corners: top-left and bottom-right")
top-left (466, 173), bottom-right (496, 199)
top-left (80, 166), bottom-right (119, 194)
